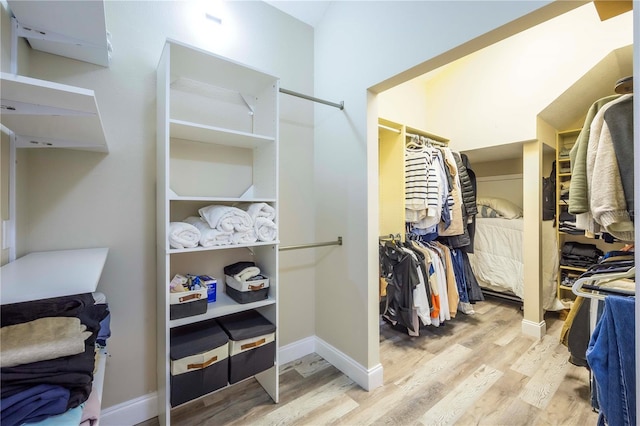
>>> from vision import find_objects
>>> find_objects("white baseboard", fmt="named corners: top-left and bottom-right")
top-left (100, 392), bottom-right (158, 426)
top-left (100, 335), bottom-right (383, 424)
top-left (315, 336), bottom-right (383, 391)
top-left (279, 336), bottom-right (316, 365)
top-left (521, 319), bottom-right (547, 339)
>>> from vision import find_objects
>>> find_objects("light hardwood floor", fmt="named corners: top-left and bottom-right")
top-left (138, 296), bottom-right (598, 425)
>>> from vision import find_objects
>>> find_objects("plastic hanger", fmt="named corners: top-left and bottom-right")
top-left (572, 266), bottom-right (635, 300)
top-left (406, 135), bottom-right (424, 150)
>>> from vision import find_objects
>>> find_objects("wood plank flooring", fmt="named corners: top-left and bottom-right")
top-left (137, 296), bottom-right (598, 425)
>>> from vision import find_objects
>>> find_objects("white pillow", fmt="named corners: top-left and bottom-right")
top-left (476, 197), bottom-right (523, 219)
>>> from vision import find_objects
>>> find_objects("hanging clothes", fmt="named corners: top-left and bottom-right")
top-left (585, 94), bottom-right (634, 241)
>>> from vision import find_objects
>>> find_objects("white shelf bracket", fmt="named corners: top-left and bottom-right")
top-left (14, 20), bottom-right (106, 49)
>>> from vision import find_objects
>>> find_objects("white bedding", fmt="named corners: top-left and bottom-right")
top-left (468, 217), bottom-right (564, 311)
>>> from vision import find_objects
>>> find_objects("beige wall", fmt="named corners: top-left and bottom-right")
top-left (312, 0), bottom-right (588, 369)
top-left (3, 0), bottom-right (634, 415)
top-left (378, 4), bottom-right (632, 153)
top-left (1, 0), bottom-right (315, 409)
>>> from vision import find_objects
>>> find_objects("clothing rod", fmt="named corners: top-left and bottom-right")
top-left (279, 88), bottom-right (344, 110)
top-left (405, 132), bottom-right (447, 146)
top-left (378, 124), bottom-right (401, 134)
top-left (279, 236), bottom-right (343, 251)
top-left (379, 233), bottom-right (401, 241)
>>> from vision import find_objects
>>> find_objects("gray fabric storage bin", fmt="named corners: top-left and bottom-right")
top-left (225, 275), bottom-right (269, 304)
top-left (169, 288), bottom-right (208, 320)
top-left (170, 319), bottom-right (229, 407)
top-left (217, 310), bottom-right (276, 384)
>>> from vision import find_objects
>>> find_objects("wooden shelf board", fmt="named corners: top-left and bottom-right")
top-left (559, 265), bottom-right (587, 272)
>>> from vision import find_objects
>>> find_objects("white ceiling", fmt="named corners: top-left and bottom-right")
top-left (264, 1), bottom-right (331, 27)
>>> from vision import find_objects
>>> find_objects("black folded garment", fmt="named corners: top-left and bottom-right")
top-left (223, 261), bottom-right (256, 277)
top-left (562, 241), bottom-right (603, 260)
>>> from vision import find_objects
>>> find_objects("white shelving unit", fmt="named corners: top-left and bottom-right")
top-left (156, 39), bottom-right (279, 425)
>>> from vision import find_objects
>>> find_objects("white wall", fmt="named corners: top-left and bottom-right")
top-left (311, 0), bottom-right (589, 370)
top-left (2, 0), bottom-right (315, 410)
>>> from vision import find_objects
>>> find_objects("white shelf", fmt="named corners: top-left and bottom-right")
top-left (169, 293), bottom-right (276, 328)
top-left (168, 241), bottom-right (279, 254)
top-left (0, 72), bottom-right (108, 152)
top-left (0, 248), bottom-right (109, 305)
top-left (170, 195), bottom-right (277, 203)
top-left (168, 39), bottom-right (278, 95)
top-left (8, 0), bottom-right (111, 67)
top-left (170, 119), bottom-right (274, 148)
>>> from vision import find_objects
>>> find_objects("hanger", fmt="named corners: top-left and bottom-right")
top-left (614, 76), bottom-right (633, 94)
top-left (572, 266), bottom-right (635, 300)
top-left (406, 134), bottom-right (424, 150)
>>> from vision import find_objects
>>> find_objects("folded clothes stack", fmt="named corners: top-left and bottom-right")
top-left (558, 211), bottom-right (584, 235)
top-left (560, 241), bottom-right (603, 269)
top-left (223, 261), bottom-right (265, 282)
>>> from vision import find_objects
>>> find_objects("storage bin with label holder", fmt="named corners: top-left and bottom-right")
top-left (170, 287), bottom-right (207, 320)
top-left (170, 319), bottom-right (229, 406)
top-left (217, 310), bottom-right (276, 384)
top-left (225, 275), bottom-right (269, 304)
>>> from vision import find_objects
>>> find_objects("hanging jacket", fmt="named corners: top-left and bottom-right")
top-left (379, 242), bottom-right (418, 333)
top-left (452, 152), bottom-right (478, 216)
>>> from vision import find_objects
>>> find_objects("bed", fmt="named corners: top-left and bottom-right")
top-left (468, 216), bottom-right (565, 311)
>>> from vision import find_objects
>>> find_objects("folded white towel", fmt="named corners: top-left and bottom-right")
top-left (184, 216), bottom-right (233, 247)
top-left (231, 229), bottom-right (258, 245)
top-left (254, 217), bottom-right (277, 242)
top-left (169, 222), bottom-right (201, 249)
top-left (234, 266), bottom-right (261, 282)
top-left (199, 205), bottom-right (252, 233)
top-left (236, 202), bottom-right (276, 222)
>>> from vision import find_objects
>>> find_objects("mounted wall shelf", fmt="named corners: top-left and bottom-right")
top-left (7, 0), bottom-right (112, 67)
top-left (0, 72), bottom-right (108, 152)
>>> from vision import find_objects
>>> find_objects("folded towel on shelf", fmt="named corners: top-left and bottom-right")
top-left (0, 317), bottom-right (91, 368)
top-left (235, 202), bottom-right (276, 222)
top-left (231, 230), bottom-right (258, 245)
top-left (183, 216), bottom-right (232, 247)
top-left (254, 217), bottom-right (277, 242)
top-left (198, 205), bottom-right (252, 233)
top-left (224, 261), bottom-right (261, 281)
top-left (169, 222), bottom-right (200, 249)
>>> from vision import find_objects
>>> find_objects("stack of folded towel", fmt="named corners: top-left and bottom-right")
top-left (235, 202), bottom-right (277, 242)
top-left (169, 203), bottom-right (277, 249)
top-left (168, 222), bottom-right (200, 249)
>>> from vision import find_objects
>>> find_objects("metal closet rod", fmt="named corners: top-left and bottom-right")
top-left (279, 88), bottom-right (344, 110)
top-left (406, 132), bottom-right (448, 147)
top-left (279, 236), bottom-right (343, 251)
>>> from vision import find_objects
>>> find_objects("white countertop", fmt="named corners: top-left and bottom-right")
top-left (1, 248), bottom-right (109, 305)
